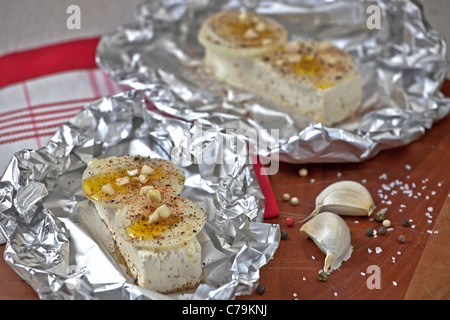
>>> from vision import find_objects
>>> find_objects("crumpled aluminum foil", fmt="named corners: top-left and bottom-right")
top-left (0, 90), bottom-right (280, 299)
top-left (96, 0), bottom-right (450, 163)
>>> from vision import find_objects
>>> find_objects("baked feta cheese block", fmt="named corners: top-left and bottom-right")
top-left (198, 11), bottom-right (362, 125)
top-left (82, 155), bottom-right (206, 293)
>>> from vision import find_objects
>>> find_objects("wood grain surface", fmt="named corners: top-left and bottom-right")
top-left (1, 82), bottom-right (449, 300)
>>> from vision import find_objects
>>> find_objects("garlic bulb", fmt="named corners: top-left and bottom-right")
top-left (304, 180), bottom-right (375, 221)
top-left (300, 212), bottom-right (353, 273)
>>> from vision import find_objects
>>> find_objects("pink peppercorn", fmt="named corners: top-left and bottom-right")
top-left (286, 217), bottom-right (294, 227)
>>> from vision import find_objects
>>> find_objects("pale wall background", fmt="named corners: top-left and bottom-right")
top-left (0, 0), bottom-right (449, 76)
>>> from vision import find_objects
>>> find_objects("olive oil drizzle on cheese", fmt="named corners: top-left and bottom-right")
top-left (126, 211), bottom-right (182, 241)
top-left (82, 166), bottom-right (183, 204)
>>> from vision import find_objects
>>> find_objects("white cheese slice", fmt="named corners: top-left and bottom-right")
top-left (198, 10), bottom-right (362, 125)
top-left (82, 155), bottom-right (186, 208)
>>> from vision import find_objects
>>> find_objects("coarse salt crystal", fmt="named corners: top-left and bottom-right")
top-left (379, 173), bottom-right (388, 180)
top-left (405, 164), bottom-right (412, 170)
top-left (375, 247), bottom-right (382, 254)
top-left (393, 281), bottom-right (398, 286)
top-left (311, 255), bottom-right (315, 260)
top-left (368, 248), bottom-right (373, 254)
top-left (427, 207), bottom-right (434, 212)
top-left (361, 272), bottom-right (366, 276)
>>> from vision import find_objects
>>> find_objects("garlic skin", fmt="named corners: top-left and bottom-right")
top-left (300, 212), bottom-right (353, 273)
top-left (304, 180), bottom-right (375, 221)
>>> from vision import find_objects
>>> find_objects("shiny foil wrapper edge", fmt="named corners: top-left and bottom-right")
top-left (0, 90), bottom-right (280, 299)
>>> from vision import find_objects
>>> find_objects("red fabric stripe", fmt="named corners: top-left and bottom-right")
top-left (0, 130), bottom-right (56, 145)
top-left (88, 69), bottom-right (102, 97)
top-left (0, 112), bottom-right (79, 132)
top-left (22, 82), bottom-right (42, 148)
top-left (0, 105), bottom-right (83, 125)
top-left (251, 154), bottom-right (280, 218)
top-left (0, 96), bottom-right (102, 119)
top-left (1, 121), bottom-right (67, 138)
top-left (0, 37), bottom-right (100, 88)
top-left (102, 71), bottom-right (117, 96)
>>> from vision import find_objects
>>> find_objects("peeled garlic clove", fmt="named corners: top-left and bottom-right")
top-left (303, 180), bottom-right (375, 221)
top-left (300, 212), bottom-right (353, 273)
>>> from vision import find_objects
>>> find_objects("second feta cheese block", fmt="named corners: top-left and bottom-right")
top-left (81, 155), bottom-right (206, 293)
top-left (198, 10), bottom-right (362, 125)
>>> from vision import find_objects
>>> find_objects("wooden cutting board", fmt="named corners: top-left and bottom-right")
top-left (404, 195), bottom-right (450, 299)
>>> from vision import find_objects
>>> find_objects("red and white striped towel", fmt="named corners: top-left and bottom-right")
top-left (0, 38), bottom-right (122, 244)
top-left (0, 69), bottom-right (122, 174)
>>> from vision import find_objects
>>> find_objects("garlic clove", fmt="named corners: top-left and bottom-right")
top-left (303, 180), bottom-right (375, 221)
top-left (300, 211), bottom-right (353, 273)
